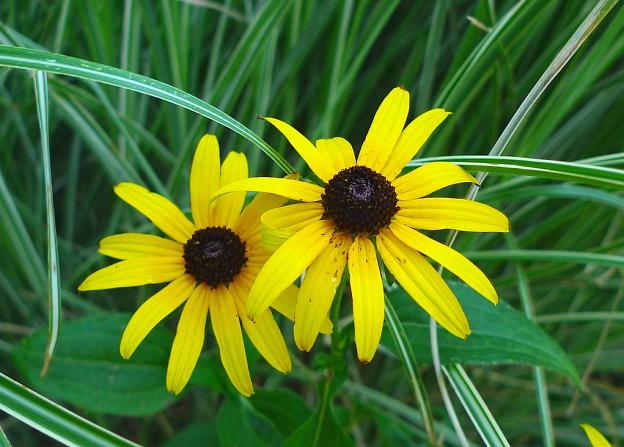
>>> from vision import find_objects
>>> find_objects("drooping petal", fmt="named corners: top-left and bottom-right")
top-left (396, 198), bottom-right (510, 232)
top-left (264, 117), bottom-right (334, 182)
top-left (165, 284), bottom-right (210, 395)
top-left (211, 286), bottom-right (253, 397)
top-left (392, 162), bottom-right (477, 201)
top-left (114, 183), bottom-right (196, 243)
top-left (190, 134), bottom-right (220, 228)
top-left (316, 137), bottom-right (356, 175)
top-left (357, 87), bottom-right (410, 172)
top-left (377, 230), bottom-right (470, 338)
top-left (261, 202), bottom-right (324, 250)
top-left (99, 233), bottom-right (183, 260)
top-left (212, 177), bottom-right (323, 203)
top-left (294, 233), bottom-right (350, 351)
top-left (230, 281), bottom-right (291, 373)
top-left (246, 220), bottom-right (335, 320)
top-left (78, 257), bottom-right (185, 291)
top-left (212, 151), bottom-right (248, 227)
top-left (381, 109), bottom-right (451, 179)
top-left (120, 275), bottom-right (196, 359)
top-left (389, 221), bottom-right (497, 303)
top-left (271, 284), bottom-right (333, 335)
top-left (580, 424), bottom-right (612, 447)
top-left (348, 236), bottom-right (384, 363)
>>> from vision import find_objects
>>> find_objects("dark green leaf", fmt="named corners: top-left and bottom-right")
top-left (162, 423), bottom-right (218, 447)
top-left (383, 282), bottom-right (580, 385)
top-left (216, 398), bottom-right (281, 447)
top-left (250, 388), bottom-right (312, 436)
top-left (284, 400), bottom-right (353, 447)
top-left (13, 313), bottom-right (174, 416)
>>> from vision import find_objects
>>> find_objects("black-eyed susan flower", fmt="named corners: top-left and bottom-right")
top-left (581, 424), bottom-right (612, 447)
top-left (214, 87), bottom-right (509, 363)
top-left (79, 135), bottom-right (331, 396)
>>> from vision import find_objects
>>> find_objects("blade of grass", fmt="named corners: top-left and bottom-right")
top-left (0, 45), bottom-right (294, 173)
top-left (0, 372), bottom-right (139, 447)
top-left (0, 425), bottom-right (11, 447)
top-left (464, 250), bottom-right (624, 268)
top-left (33, 71), bottom-right (61, 376)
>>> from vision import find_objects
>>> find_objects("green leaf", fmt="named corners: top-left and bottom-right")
top-left (384, 281), bottom-right (581, 385)
top-left (13, 313), bottom-right (174, 416)
top-left (162, 423), bottom-right (218, 447)
top-left (250, 388), bottom-right (312, 436)
top-left (283, 399), bottom-right (353, 447)
top-left (216, 398), bottom-right (281, 447)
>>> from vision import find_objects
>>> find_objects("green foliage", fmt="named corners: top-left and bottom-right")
top-left (0, 0), bottom-right (623, 445)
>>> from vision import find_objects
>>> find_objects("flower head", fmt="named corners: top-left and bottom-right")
top-left (79, 135), bottom-right (330, 395)
top-left (214, 87), bottom-right (509, 363)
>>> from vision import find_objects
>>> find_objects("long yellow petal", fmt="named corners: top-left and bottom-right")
top-left (264, 117), bottom-right (334, 182)
top-left (230, 281), bottom-right (291, 373)
top-left (246, 220), bottom-right (334, 320)
top-left (392, 162), bottom-right (477, 201)
top-left (234, 190), bottom-right (291, 241)
top-left (78, 257), bottom-right (185, 291)
top-left (213, 177), bottom-right (323, 203)
top-left (99, 233), bottom-right (183, 259)
top-left (389, 221), bottom-right (497, 303)
top-left (120, 275), bottom-right (196, 359)
top-left (211, 286), bottom-right (253, 397)
top-left (377, 230), bottom-right (470, 338)
top-left (212, 151), bottom-right (248, 227)
top-left (397, 198), bottom-right (510, 232)
top-left (190, 134), bottom-right (220, 228)
top-left (271, 284), bottom-right (332, 335)
top-left (581, 424), bottom-right (612, 447)
top-left (382, 109), bottom-right (451, 179)
top-left (261, 202), bottom-right (324, 250)
top-left (114, 182), bottom-right (195, 243)
top-left (357, 87), bottom-right (410, 172)
top-left (295, 233), bottom-right (350, 351)
top-left (316, 137), bottom-right (356, 176)
top-left (348, 236), bottom-right (384, 363)
top-left (166, 285), bottom-right (210, 394)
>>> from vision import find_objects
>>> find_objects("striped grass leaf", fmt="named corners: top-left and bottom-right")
top-left (33, 70), bottom-right (61, 375)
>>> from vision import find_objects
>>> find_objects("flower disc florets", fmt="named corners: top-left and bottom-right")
top-left (183, 227), bottom-right (247, 287)
top-left (322, 165), bottom-right (399, 235)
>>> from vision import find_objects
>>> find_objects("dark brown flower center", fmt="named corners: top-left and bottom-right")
top-left (321, 165), bottom-right (399, 235)
top-left (183, 227), bottom-right (247, 288)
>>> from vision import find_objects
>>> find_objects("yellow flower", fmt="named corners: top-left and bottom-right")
top-left (214, 87), bottom-right (509, 363)
top-left (581, 424), bottom-right (612, 447)
top-left (78, 135), bottom-right (330, 396)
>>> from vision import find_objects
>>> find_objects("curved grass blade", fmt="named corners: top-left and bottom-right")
top-left (0, 45), bottom-right (294, 174)
top-left (443, 365), bottom-right (510, 447)
top-left (0, 425), bottom-right (10, 447)
top-left (408, 156), bottom-right (624, 190)
top-left (33, 71), bottom-right (60, 376)
top-left (0, 372), bottom-right (138, 447)
top-left (464, 250), bottom-right (624, 268)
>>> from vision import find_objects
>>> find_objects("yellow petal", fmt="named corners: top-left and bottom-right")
top-left (389, 221), bottom-right (497, 303)
top-left (316, 137), bottom-right (356, 175)
top-left (213, 177), bottom-right (323, 203)
top-left (271, 284), bottom-right (333, 335)
top-left (377, 230), bottom-right (470, 338)
top-left (211, 151), bottom-right (248, 227)
top-left (211, 286), bottom-right (253, 397)
top-left (78, 257), bottom-right (185, 291)
top-left (581, 424), bottom-right (612, 447)
top-left (397, 198), bottom-right (510, 232)
top-left (295, 233), bottom-right (350, 351)
top-left (190, 134), bottom-right (220, 228)
top-left (357, 87), bottom-right (410, 172)
top-left (234, 190), bottom-right (291, 241)
top-left (261, 202), bottom-right (324, 250)
top-left (166, 285), bottom-right (210, 394)
top-left (392, 162), bottom-right (477, 201)
top-left (114, 182), bottom-right (195, 243)
top-left (246, 220), bottom-right (335, 320)
top-left (230, 281), bottom-right (291, 373)
top-left (99, 233), bottom-right (183, 259)
top-left (264, 117), bottom-right (334, 182)
top-left (348, 236), bottom-right (384, 363)
top-left (381, 109), bottom-right (451, 179)
top-left (120, 275), bottom-right (196, 359)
